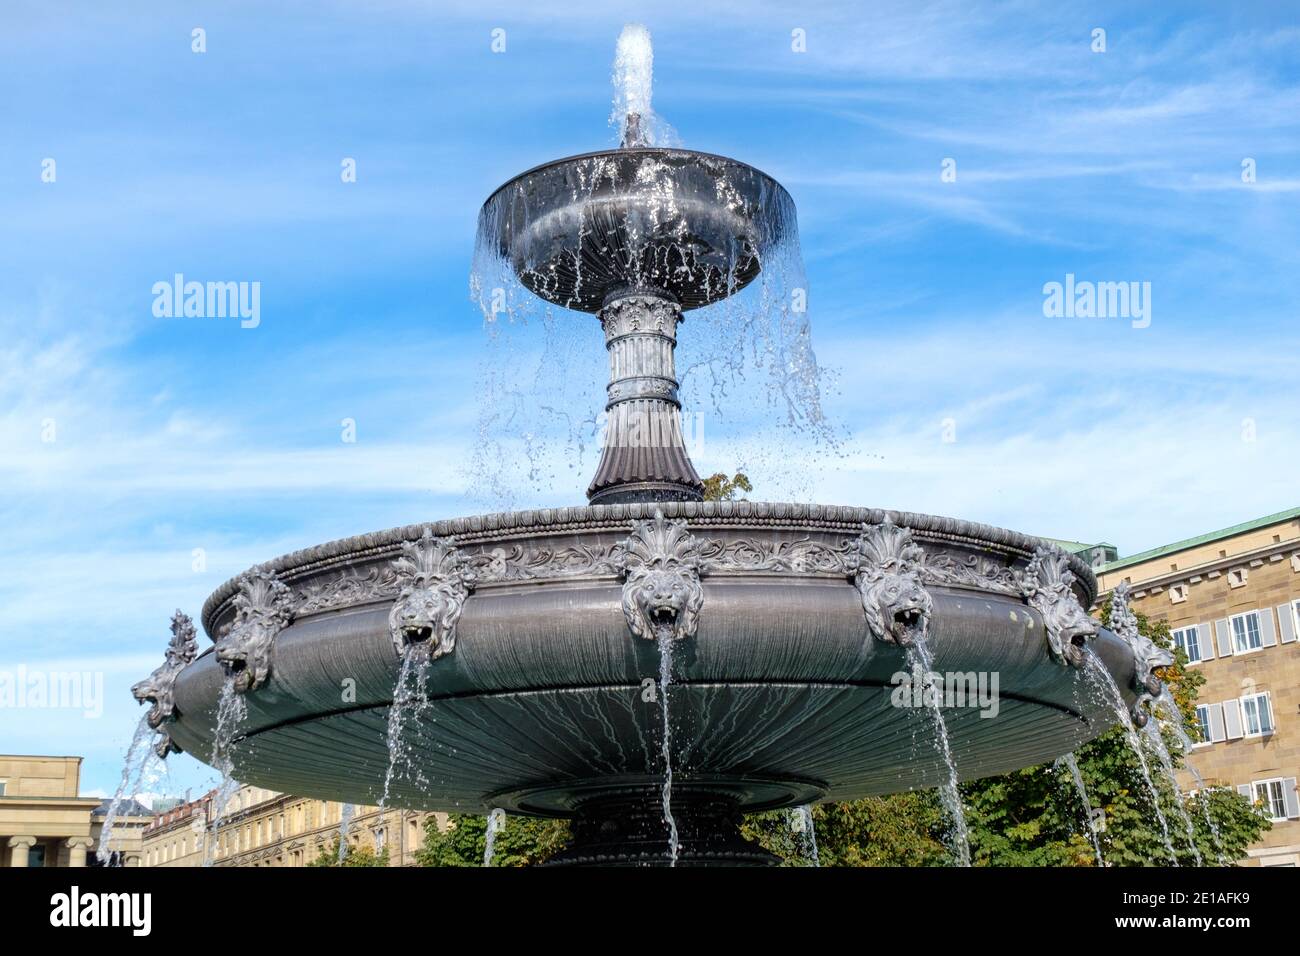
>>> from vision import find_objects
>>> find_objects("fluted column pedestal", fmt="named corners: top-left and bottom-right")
top-left (587, 292), bottom-right (703, 504)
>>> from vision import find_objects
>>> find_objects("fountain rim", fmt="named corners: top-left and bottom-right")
top-left (198, 501), bottom-right (1097, 638)
top-left (478, 145), bottom-right (795, 213)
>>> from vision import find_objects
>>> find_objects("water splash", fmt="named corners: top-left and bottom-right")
top-left (790, 805), bottom-right (820, 867)
top-left (1083, 651), bottom-right (1178, 864)
top-left (1054, 752), bottom-right (1103, 866)
top-left (338, 803), bottom-right (355, 863)
top-left (610, 24), bottom-right (676, 148)
top-left (203, 677), bottom-right (247, 866)
top-left (483, 808), bottom-right (507, 867)
top-left (381, 651), bottom-right (432, 808)
top-left (96, 716), bottom-right (164, 864)
top-left (904, 637), bottom-right (970, 866)
top-left (658, 631), bottom-right (680, 866)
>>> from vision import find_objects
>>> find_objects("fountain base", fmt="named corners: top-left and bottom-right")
top-left (545, 787), bottom-right (778, 867)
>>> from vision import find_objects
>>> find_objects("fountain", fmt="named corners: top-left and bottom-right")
top-left (127, 26), bottom-right (1153, 866)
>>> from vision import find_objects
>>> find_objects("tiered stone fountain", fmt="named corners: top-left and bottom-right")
top-left (129, 27), bottom-right (1151, 866)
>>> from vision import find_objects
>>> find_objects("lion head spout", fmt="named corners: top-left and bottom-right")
top-left (1109, 581), bottom-right (1174, 726)
top-left (214, 568), bottom-right (294, 693)
top-left (618, 511), bottom-right (705, 643)
top-left (386, 528), bottom-right (476, 661)
top-left (1022, 546), bottom-right (1098, 667)
top-left (131, 609), bottom-right (200, 757)
top-left (850, 519), bottom-right (933, 647)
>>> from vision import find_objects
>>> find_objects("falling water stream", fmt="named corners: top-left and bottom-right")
top-left (483, 808), bottom-right (507, 867)
top-left (382, 651), bottom-right (431, 808)
top-left (658, 631), bottom-right (680, 866)
top-left (1055, 752), bottom-right (1104, 866)
top-left (790, 805), bottom-right (820, 867)
top-left (337, 803), bottom-right (355, 863)
top-left (1151, 690), bottom-right (1225, 863)
top-left (1083, 652), bottom-right (1179, 863)
top-left (903, 638), bottom-right (970, 866)
top-left (204, 676), bottom-right (247, 866)
top-left (97, 715), bottom-right (165, 864)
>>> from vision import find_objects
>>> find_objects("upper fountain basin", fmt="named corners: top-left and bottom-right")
top-left (479, 148), bottom-right (795, 312)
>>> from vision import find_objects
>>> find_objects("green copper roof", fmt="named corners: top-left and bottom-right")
top-left (1099, 505), bottom-right (1300, 573)
top-left (1045, 538), bottom-right (1115, 554)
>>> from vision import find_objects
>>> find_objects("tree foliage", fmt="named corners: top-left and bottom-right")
top-left (307, 837), bottom-right (389, 867)
top-left (701, 472), bottom-right (752, 502)
top-left (416, 813), bottom-right (570, 867)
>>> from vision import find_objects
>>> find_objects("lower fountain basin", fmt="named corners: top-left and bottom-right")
top-left (480, 148), bottom-right (795, 312)
top-left (165, 502), bottom-right (1137, 818)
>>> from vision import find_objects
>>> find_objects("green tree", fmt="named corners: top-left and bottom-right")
top-left (701, 472), bottom-right (752, 502)
top-left (416, 813), bottom-right (569, 867)
top-left (307, 837), bottom-right (389, 867)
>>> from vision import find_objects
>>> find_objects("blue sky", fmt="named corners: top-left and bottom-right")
top-left (2, 0), bottom-right (1298, 797)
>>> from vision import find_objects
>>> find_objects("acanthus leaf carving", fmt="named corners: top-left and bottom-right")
top-left (387, 527), bottom-right (476, 661)
top-left (618, 510), bottom-right (705, 642)
top-left (849, 519), bottom-right (933, 647)
top-left (132, 609), bottom-right (199, 732)
top-left (214, 569), bottom-right (294, 693)
top-left (1022, 545), bottom-right (1098, 667)
top-left (1110, 581), bottom-right (1174, 726)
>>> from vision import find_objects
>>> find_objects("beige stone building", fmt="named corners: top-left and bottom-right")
top-left (0, 754), bottom-right (148, 867)
top-left (1093, 506), bottom-right (1300, 866)
top-left (142, 783), bottom-right (443, 867)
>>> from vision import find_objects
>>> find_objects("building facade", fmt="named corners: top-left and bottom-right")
top-left (1095, 506), bottom-right (1300, 866)
top-left (0, 754), bottom-right (148, 867)
top-left (141, 783), bottom-right (444, 867)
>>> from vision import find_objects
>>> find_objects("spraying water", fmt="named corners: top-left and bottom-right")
top-left (483, 808), bottom-right (507, 867)
top-left (1083, 651), bottom-right (1178, 864)
top-left (790, 805), bottom-right (820, 867)
top-left (337, 803), bottom-right (355, 863)
top-left (96, 716), bottom-right (165, 864)
top-left (381, 651), bottom-right (432, 808)
top-left (658, 631), bottom-right (680, 866)
top-left (203, 677), bottom-right (247, 866)
top-left (1055, 752), bottom-right (1104, 866)
top-left (904, 637), bottom-right (971, 866)
top-left (610, 24), bottom-right (676, 148)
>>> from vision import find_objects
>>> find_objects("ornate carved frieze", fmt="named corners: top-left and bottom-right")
top-left (214, 569), bottom-right (295, 693)
top-left (387, 527), bottom-right (477, 661)
top-left (849, 520), bottom-right (933, 647)
top-left (922, 551), bottom-right (1024, 596)
top-left (132, 610), bottom-right (199, 732)
top-left (1022, 546), bottom-right (1098, 667)
top-left (618, 510), bottom-right (705, 642)
top-left (1109, 581), bottom-right (1174, 726)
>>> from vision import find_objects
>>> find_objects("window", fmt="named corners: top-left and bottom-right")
top-left (1241, 692), bottom-right (1273, 737)
top-left (374, 828), bottom-right (386, 853)
top-left (1194, 705), bottom-right (1212, 744)
top-left (1254, 780), bottom-right (1288, 821)
top-left (0, 780), bottom-right (7, 796)
top-left (1173, 626), bottom-right (1203, 663)
top-left (1231, 611), bottom-right (1262, 653)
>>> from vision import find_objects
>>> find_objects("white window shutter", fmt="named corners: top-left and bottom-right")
top-left (1214, 618), bottom-right (1234, 656)
top-left (1237, 783), bottom-right (1252, 800)
top-left (1196, 622), bottom-right (1214, 660)
top-left (1223, 699), bottom-right (1243, 739)
top-left (1259, 607), bottom-right (1277, 647)
top-left (1277, 604), bottom-right (1297, 644)
top-left (1207, 703), bottom-right (1226, 742)
top-left (1284, 779), bottom-right (1300, 819)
